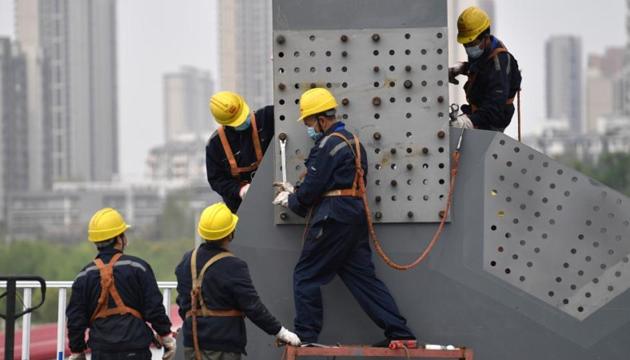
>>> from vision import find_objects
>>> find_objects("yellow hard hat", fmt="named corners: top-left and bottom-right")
top-left (209, 91), bottom-right (250, 127)
top-left (197, 203), bottom-right (239, 241)
top-left (457, 6), bottom-right (491, 44)
top-left (88, 208), bottom-right (130, 243)
top-left (298, 88), bottom-right (338, 121)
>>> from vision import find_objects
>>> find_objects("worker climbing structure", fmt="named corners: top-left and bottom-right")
top-left (232, 0), bottom-right (630, 359)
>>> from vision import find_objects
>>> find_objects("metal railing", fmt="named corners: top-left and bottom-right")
top-left (0, 280), bottom-right (177, 360)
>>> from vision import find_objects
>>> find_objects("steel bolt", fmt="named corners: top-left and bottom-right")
top-left (422, 147), bottom-right (429, 155)
top-left (373, 132), bottom-right (382, 140)
top-left (437, 96), bottom-right (444, 103)
top-left (341, 34), bottom-right (349, 42)
top-left (407, 211), bottom-right (414, 218)
top-left (437, 130), bottom-right (446, 139)
top-left (404, 80), bottom-right (413, 89)
top-left (375, 212), bottom-right (383, 220)
top-left (390, 148), bottom-right (397, 154)
top-left (279, 133), bottom-right (288, 141)
top-left (278, 83), bottom-right (286, 91)
top-left (375, 196), bottom-right (382, 203)
top-left (373, 66), bottom-right (380, 73)
top-left (341, 50), bottom-right (348, 57)
top-left (280, 212), bottom-right (288, 220)
top-left (439, 210), bottom-right (446, 219)
top-left (372, 33), bottom-right (381, 42)
top-left (406, 147), bottom-right (413, 154)
top-left (391, 180), bottom-right (398, 187)
top-left (405, 65), bottom-right (412, 72)
top-left (341, 98), bottom-right (350, 106)
top-left (372, 97), bottom-right (382, 106)
top-left (407, 164), bottom-right (413, 170)
top-left (276, 35), bottom-right (286, 44)
top-left (310, 83), bottom-right (317, 89)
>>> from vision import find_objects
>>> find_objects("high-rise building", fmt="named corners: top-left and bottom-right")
top-left (218, 0), bottom-right (272, 108)
top-left (546, 35), bottom-right (583, 133)
top-left (15, 0), bottom-right (119, 184)
top-left (586, 48), bottom-right (624, 133)
top-left (163, 66), bottom-right (215, 142)
top-left (620, 0), bottom-right (630, 116)
top-left (0, 38), bottom-right (30, 221)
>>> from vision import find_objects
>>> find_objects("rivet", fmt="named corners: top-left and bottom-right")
top-left (276, 35), bottom-right (286, 44)
top-left (437, 130), bottom-right (446, 139)
top-left (404, 80), bottom-right (413, 89)
top-left (372, 97), bottom-right (382, 106)
top-left (422, 147), bottom-right (429, 154)
top-left (278, 133), bottom-right (288, 141)
top-left (310, 83), bottom-right (317, 89)
top-left (341, 51), bottom-right (348, 57)
top-left (391, 180), bottom-right (398, 187)
top-left (375, 212), bottom-right (383, 220)
top-left (439, 210), bottom-right (446, 219)
top-left (375, 196), bottom-right (382, 203)
top-left (406, 164), bottom-right (413, 170)
top-left (278, 83), bottom-right (286, 91)
top-left (340, 34), bottom-right (349, 42)
top-left (373, 132), bottom-right (382, 140)
top-left (405, 65), bottom-right (412, 72)
top-left (437, 96), bottom-right (444, 103)
top-left (342, 98), bottom-right (350, 106)
top-left (373, 66), bottom-right (380, 73)
top-left (406, 147), bottom-right (413, 154)
top-left (390, 148), bottom-right (397, 154)
top-left (407, 211), bottom-right (414, 218)
top-left (280, 212), bottom-right (288, 220)
top-left (372, 33), bottom-right (380, 42)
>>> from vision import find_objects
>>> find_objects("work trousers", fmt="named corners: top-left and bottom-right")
top-left (184, 347), bottom-right (241, 360)
top-left (293, 219), bottom-right (415, 342)
top-left (91, 349), bottom-right (151, 360)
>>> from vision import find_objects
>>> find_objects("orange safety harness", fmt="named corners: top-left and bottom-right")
top-left (90, 253), bottom-right (143, 323)
top-left (188, 247), bottom-right (244, 360)
top-left (322, 131), bottom-right (464, 271)
top-left (217, 112), bottom-right (264, 178)
top-left (465, 44), bottom-right (523, 141)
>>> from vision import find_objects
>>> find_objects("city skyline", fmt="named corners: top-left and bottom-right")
top-left (0, 0), bottom-right (626, 180)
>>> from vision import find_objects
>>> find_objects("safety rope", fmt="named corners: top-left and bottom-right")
top-left (360, 132), bottom-right (464, 271)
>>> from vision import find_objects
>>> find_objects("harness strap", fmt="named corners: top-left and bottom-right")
top-left (217, 112), bottom-right (263, 178)
top-left (90, 253), bottom-right (143, 323)
top-left (189, 248), bottom-right (243, 360)
top-left (321, 132), bottom-right (364, 198)
top-left (465, 44), bottom-right (515, 112)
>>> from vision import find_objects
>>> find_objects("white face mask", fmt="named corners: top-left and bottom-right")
top-left (465, 44), bottom-right (484, 59)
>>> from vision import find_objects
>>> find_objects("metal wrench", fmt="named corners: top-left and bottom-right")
top-left (279, 133), bottom-right (288, 183)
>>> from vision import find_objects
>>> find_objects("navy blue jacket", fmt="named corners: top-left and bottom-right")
top-left (206, 106), bottom-right (275, 212)
top-left (66, 248), bottom-right (172, 353)
top-left (463, 36), bottom-right (522, 131)
top-left (175, 243), bottom-right (282, 354)
top-left (288, 122), bottom-right (368, 226)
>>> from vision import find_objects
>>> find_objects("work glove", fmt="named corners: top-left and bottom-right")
top-left (273, 191), bottom-right (290, 208)
top-left (273, 181), bottom-right (295, 193)
top-left (160, 335), bottom-right (177, 360)
top-left (239, 183), bottom-right (250, 199)
top-left (68, 353), bottom-right (86, 360)
top-left (276, 326), bottom-right (301, 346)
top-left (448, 62), bottom-right (466, 85)
top-left (450, 115), bottom-right (474, 129)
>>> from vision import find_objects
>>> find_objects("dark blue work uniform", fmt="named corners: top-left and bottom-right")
top-left (175, 242), bottom-right (282, 354)
top-left (462, 36), bottom-right (522, 131)
top-left (66, 248), bottom-right (172, 359)
top-left (287, 122), bottom-right (415, 343)
top-left (206, 106), bottom-right (275, 213)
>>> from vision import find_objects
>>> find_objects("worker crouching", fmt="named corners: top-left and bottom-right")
top-left (175, 202), bottom-right (301, 360)
top-left (66, 208), bottom-right (176, 360)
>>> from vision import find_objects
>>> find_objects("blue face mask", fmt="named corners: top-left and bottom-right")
top-left (307, 126), bottom-right (323, 141)
top-left (235, 115), bottom-right (251, 131)
top-left (465, 43), bottom-right (484, 59)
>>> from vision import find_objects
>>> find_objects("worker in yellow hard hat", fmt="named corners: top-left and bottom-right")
top-left (174, 202), bottom-right (300, 359)
top-left (66, 208), bottom-right (176, 360)
top-left (272, 88), bottom-right (416, 346)
top-left (449, 6), bottom-right (522, 132)
top-left (206, 91), bottom-right (274, 213)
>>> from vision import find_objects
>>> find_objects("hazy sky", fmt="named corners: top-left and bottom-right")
top-left (0, 0), bottom-right (626, 180)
